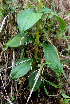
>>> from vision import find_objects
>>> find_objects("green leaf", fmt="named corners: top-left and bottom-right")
top-left (40, 7), bottom-right (66, 30)
top-left (61, 68), bottom-right (68, 81)
top-left (56, 16), bottom-right (66, 31)
top-left (43, 43), bottom-right (62, 76)
top-left (60, 98), bottom-right (70, 104)
top-left (40, 7), bottom-right (58, 16)
top-left (12, 59), bottom-right (32, 79)
top-left (12, 6), bottom-right (16, 11)
top-left (1, 45), bottom-right (8, 53)
top-left (44, 86), bottom-right (48, 95)
top-left (17, 9), bottom-right (43, 33)
top-left (39, 62), bottom-right (50, 68)
top-left (42, 62), bottom-right (50, 67)
top-left (4, 4), bottom-right (8, 9)
top-left (29, 71), bottom-right (41, 91)
top-left (44, 79), bottom-right (59, 88)
top-left (61, 92), bottom-right (70, 99)
top-left (11, 96), bottom-right (14, 101)
top-left (9, 33), bottom-right (31, 47)
top-left (2, 33), bottom-right (31, 49)
top-left (20, 48), bottom-right (24, 59)
top-left (15, 58), bottom-right (29, 65)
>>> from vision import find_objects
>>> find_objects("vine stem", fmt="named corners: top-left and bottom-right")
top-left (34, 0), bottom-right (42, 59)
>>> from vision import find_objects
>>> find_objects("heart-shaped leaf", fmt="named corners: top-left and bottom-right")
top-left (17, 9), bottom-right (43, 33)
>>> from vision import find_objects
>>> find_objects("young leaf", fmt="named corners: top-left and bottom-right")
top-left (20, 48), bottom-right (24, 59)
top-left (61, 92), bottom-right (70, 99)
top-left (40, 7), bottom-right (58, 16)
top-left (17, 9), bottom-right (43, 33)
top-left (29, 71), bottom-right (41, 91)
top-left (39, 62), bottom-right (50, 68)
top-left (11, 96), bottom-right (14, 101)
top-left (40, 7), bottom-right (66, 30)
top-left (60, 98), bottom-right (70, 104)
top-left (43, 43), bottom-right (62, 76)
top-left (12, 59), bottom-right (32, 79)
top-left (44, 86), bottom-right (48, 95)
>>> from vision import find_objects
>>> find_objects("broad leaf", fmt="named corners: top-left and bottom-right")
top-left (17, 9), bottom-right (43, 33)
top-left (15, 58), bottom-right (29, 65)
top-left (40, 7), bottom-right (66, 30)
top-left (43, 43), bottom-right (63, 76)
top-left (12, 58), bottom-right (32, 79)
top-left (29, 71), bottom-right (41, 91)
top-left (9, 33), bottom-right (31, 47)
top-left (3, 33), bottom-right (31, 48)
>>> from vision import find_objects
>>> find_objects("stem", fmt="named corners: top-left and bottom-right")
top-left (34, 0), bottom-right (42, 59)
top-left (39, 0), bottom-right (42, 11)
